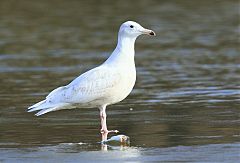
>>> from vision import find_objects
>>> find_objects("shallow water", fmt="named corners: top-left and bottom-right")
top-left (0, 0), bottom-right (239, 162)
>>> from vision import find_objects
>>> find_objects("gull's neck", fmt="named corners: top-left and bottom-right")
top-left (104, 33), bottom-right (137, 65)
top-left (116, 34), bottom-right (136, 54)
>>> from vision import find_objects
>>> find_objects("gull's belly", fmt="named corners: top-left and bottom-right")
top-left (101, 66), bottom-right (136, 105)
top-left (107, 70), bottom-right (136, 105)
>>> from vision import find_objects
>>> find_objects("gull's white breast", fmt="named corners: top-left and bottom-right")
top-left (103, 64), bottom-right (136, 106)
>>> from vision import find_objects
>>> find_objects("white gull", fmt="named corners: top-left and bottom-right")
top-left (28, 21), bottom-right (156, 141)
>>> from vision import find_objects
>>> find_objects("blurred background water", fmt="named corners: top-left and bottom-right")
top-left (0, 0), bottom-right (239, 162)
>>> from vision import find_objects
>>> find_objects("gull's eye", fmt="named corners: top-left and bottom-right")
top-left (130, 25), bottom-right (134, 28)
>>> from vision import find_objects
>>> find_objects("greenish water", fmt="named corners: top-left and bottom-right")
top-left (0, 0), bottom-right (239, 162)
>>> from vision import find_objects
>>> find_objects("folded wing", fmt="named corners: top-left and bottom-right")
top-left (28, 65), bottom-right (121, 115)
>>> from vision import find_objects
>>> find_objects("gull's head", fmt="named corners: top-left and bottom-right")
top-left (119, 21), bottom-right (156, 38)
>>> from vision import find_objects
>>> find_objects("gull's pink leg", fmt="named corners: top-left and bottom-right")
top-left (99, 105), bottom-right (119, 142)
top-left (99, 109), bottom-right (108, 141)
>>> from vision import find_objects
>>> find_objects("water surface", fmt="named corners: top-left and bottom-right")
top-left (0, 0), bottom-right (239, 162)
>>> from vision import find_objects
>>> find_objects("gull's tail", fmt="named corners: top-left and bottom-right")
top-left (27, 100), bottom-right (69, 116)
